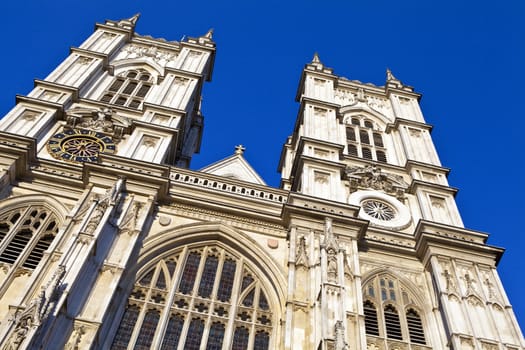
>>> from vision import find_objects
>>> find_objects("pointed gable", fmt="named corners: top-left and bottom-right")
top-left (199, 145), bottom-right (266, 185)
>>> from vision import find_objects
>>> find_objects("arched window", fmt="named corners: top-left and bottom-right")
top-left (363, 275), bottom-right (427, 347)
top-left (406, 309), bottom-right (426, 344)
top-left (364, 300), bottom-right (380, 336)
top-left (100, 69), bottom-right (153, 109)
top-left (111, 245), bottom-right (274, 349)
top-left (345, 115), bottom-right (388, 162)
top-left (0, 206), bottom-right (59, 271)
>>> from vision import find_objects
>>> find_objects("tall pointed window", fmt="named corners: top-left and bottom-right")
top-left (111, 245), bottom-right (274, 349)
top-left (346, 116), bottom-right (388, 163)
top-left (363, 275), bottom-right (427, 348)
top-left (100, 69), bottom-right (153, 109)
top-left (0, 206), bottom-right (59, 272)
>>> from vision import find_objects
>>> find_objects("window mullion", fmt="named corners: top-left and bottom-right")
top-left (0, 207), bottom-right (30, 256)
top-left (222, 256), bottom-right (244, 350)
top-left (152, 251), bottom-right (185, 349)
top-left (19, 212), bottom-right (54, 269)
top-left (127, 263), bottom-right (161, 349)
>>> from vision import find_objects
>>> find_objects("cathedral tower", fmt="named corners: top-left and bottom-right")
top-left (278, 55), bottom-right (524, 350)
top-left (0, 16), bottom-right (522, 350)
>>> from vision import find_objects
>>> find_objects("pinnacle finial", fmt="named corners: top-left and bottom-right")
top-left (204, 28), bottom-right (214, 39)
top-left (129, 13), bottom-right (141, 25)
top-left (234, 145), bottom-right (246, 155)
top-left (386, 68), bottom-right (397, 81)
top-left (312, 52), bottom-right (321, 64)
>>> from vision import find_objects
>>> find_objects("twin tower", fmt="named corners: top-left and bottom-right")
top-left (0, 15), bottom-right (522, 350)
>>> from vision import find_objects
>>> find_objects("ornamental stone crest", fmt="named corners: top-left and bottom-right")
top-left (346, 165), bottom-right (408, 201)
top-left (123, 44), bottom-right (177, 63)
top-left (65, 107), bottom-right (131, 141)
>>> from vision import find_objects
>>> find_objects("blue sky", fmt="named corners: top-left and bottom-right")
top-left (1, 1), bottom-right (523, 332)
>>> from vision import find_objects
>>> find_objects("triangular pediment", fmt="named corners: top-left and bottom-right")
top-left (199, 150), bottom-right (266, 185)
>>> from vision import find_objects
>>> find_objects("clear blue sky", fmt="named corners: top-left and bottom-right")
top-left (1, 1), bottom-right (523, 332)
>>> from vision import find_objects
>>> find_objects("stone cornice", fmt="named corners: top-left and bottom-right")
top-left (282, 192), bottom-right (366, 240)
top-left (405, 160), bottom-right (451, 176)
top-left (386, 117), bottom-right (433, 133)
top-left (15, 95), bottom-right (64, 114)
top-left (33, 79), bottom-right (79, 101)
top-left (84, 154), bottom-right (171, 200)
top-left (408, 179), bottom-right (459, 197)
top-left (414, 220), bottom-right (504, 265)
top-left (70, 47), bottom-right (109, 67)
top-left (0, 132), bottom-right (37, 179)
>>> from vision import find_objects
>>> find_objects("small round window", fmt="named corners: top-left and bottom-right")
top-left (348, 190), bottom-right (411, 230)
top-left (362, 200), bottom-right (396, 221)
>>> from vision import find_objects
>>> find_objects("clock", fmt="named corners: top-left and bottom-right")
top-left (47, 128), bottom-right (116, 162)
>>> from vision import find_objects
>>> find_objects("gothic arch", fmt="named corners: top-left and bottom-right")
top-left (340, 106), bottom-right (391, 128)
top-left (139, 222), bottom-right (287, 306)
top-left (108, 222), bottom-right (286, 349)
top-left (112, 59), bottom-right (164, 82)
top-left (361, 268), bottom-right (430, 346)
top-left (0, 194), bottom-right (70, 223)
top-left (361, 268), bottom-right (427, 308)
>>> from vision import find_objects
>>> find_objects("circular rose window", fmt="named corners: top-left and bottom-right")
top-left (349, 190), bottom-right (411, 230)
top-left (362, 200), bottom-right (396, 221)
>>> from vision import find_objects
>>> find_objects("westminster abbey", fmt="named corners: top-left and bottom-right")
top-left (0, 15), bottom-right (523, 350)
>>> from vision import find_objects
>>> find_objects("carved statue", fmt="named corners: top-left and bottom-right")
top-left (346, 165), bottom-right (408, 201)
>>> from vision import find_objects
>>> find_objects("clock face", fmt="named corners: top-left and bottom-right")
top-left (47, 128), bottom-right (116, 162)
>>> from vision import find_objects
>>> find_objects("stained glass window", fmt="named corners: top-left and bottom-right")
top-left (217, 258), bottom-right (236, 301)
top-left (112, 246), bottom-right (273, 349)
top-left (232, 326), bottom-right (250, 350)
top-left (112, 305), bottom-right (139, 349)
top-left (242, 289), bottom-right (255, 307)
top-left (160, 314), bottom-right (184, 349)
top-left (184, 318), bottom-right (205, 349)
top-left (254, 331), bottom-right (270, 350)
top-left (134, 309), bottom-right (160, 349)
top-left (155, 270), bottom-right (167, 289)
top-left (206, 322), bottom-right (225, 350)
top-left (179, 252), bottom-right (201, 294)
top-left (199, 255), bottom-right (218, 298)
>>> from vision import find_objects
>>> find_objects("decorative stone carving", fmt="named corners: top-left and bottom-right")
top-left (65, 107), bottom-right (131, 141)
top-left (343, 253), bottom-right (353, 281)
top-left (158, 215), bottom-right (171, 226)
top-left (85, 177), bottom-right (126, 234)
top-left (367, 343), bottom-right (380, 350)
top-left (77, 57), bottom-right (92, 65)
top-left (123, 44), bottom-right (176, 62)
top-left (315, 172), bottom-right (329, 185)
top-left (119, 201), bottom-right (143, 235)
top-left (483, 276), bottom-right (496, 300)
top-left (64, 325), bottom-right (85, 350)
top-left (3, 265), bottom-right (65, 350)
top-left (346, 165), bottom-right (408, 201)
top-left (334, 320), bottom-right (348, 350)
top-left (366, 95), bottom-right (393, 118)
top-left (334, 89), bottom-right (356, 106)
top-left (322, 218), bottom-right (340, 283)
top-left (295, 236), bottom-right (309, 268)
top-left (461, 272), bottom-right (478, 295)
top-left (357, 88), bottom-right (366, 102)
top-left (442, 269), bottom-right (456, 292)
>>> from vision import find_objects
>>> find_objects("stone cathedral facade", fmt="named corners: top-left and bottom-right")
top-left (0, 14), bottom-right (522, 350)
